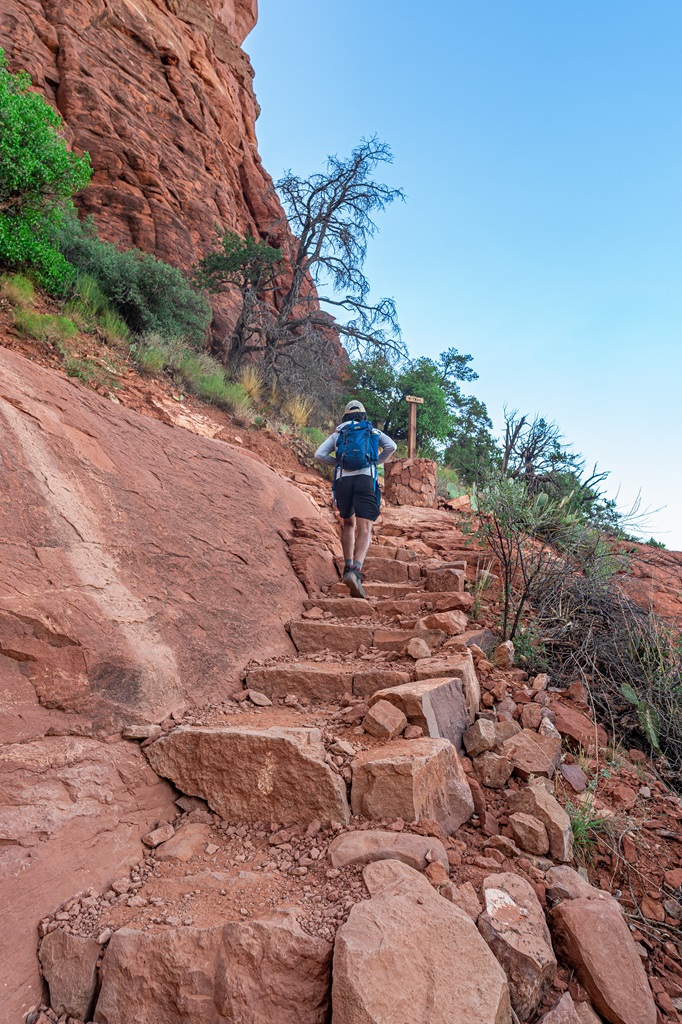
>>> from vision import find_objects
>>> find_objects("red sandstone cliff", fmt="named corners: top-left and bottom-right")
top-left (0, 0), bottom-right (290, 333)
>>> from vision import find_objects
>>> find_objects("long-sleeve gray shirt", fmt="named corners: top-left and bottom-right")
top-left (314, 421), bottom-right (397, 478)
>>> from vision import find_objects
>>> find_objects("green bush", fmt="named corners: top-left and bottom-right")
top-left (14, 308), bottom-right (78, 343)
top-left (0, 51), bottom-right (91, 293)
top-left (58, 214), bottom-right (211, 345)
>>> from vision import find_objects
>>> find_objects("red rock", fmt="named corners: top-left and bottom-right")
top-left (247, 662), bottom-right (354, 702)
top-left (353, 669), bottom-right (412, 698)
top-left (351, 738), bottom-right (474, 835)
top-left (147, 725), bottom-right (350, 824)
top-left (501, 729), bottom-right (562, 780)
top-left (332, 860), bottom-right (512, 1024)
top-left (474, 752), bottom-right (513, 789)
top-left (362, 700), bottom-right (408, 740)
top-left (141, 823), bottom-right (175, 847)
top-left (383, 458), bottom-right (438, 509)
top-left (478, 872), bottom-right (556, 1020)
top-left (611, 783), bottom-right (637, 810)
top-left (327, 830), bottom-right (449, 873)
top-left (550, 897), bottom-right (656, 1024)
top-left (463, 719), bottom-right (497, 757)
top-left (508, 780), bottom-right (573, 862)
top-left (545, 866), bottom-right (614, 905)
top-left (407, 637), bottom-right (432, 659)
top-left (404, 725), bottom-right (424, 739)
top-left (549, 699), bottom-right (607, 754)
top-left (373, 628), bottom-right (446, 653)
top-left (509, 812), bottom-right (550, 855)
top-left (289, 620), bottom-right (374, 655)
top-left (521, 703), bottom-right (543, 730)
top-left (640, 896), bottom-right (665, 922)
top-left (39, 931), bottom-right (101, 1021)
top-left (95, 913), bottom-right (332, 1024)
top-left (538, 992), bottom-right (583, 1024)
top-left (560, 764), bottom-right (588, 793)
top-left (414, 651), bottom-right (481, 721)
top-left (370, 676), bottom-right (471, 750)
top-left (664, 868), bottom-right (682, 889)
top-left (417, 610), bottom-right (469, 635)
top-left (424, 567), bottom-right (466, 593)
top-left (493, 641), bottom-right (515, 670)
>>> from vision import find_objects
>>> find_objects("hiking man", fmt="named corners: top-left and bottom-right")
top-left (314, 400), bottom-right (396, 598)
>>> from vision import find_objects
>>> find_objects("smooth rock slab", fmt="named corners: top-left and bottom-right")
top-left (332, 860), bottom-right (511, 1024)
top-left (40, 930), bottom-right (102, 1021)
top-left (351, 738), bottom-right (474, 835)
top-left (369, 676), bottom-right (471, 750)
top-left (94, 913), bottom-right (332, 1024)
top-left (327, 830), bottom-right (449, 873)
top-left (353, 668), bottom-right (412, 698)
top-left (478, 872), bottom-right (556, 1021)
top-left (550, 897), bottom-right (656, 1024)
top-left (146, 726), bottom-right (349, 824)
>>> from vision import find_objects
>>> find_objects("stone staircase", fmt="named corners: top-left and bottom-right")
top-left (32, 511), bottom-right (672, 1024)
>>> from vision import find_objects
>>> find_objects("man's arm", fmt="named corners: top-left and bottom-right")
top-left (376, 430), bottom-right (397, 465)
top-left (314, 432), bottom-right (338, 467)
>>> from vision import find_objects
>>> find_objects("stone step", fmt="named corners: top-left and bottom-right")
top-left (375, 591), bottom-right (474, 619)
top-left (366, 546), bottom-right (418, 562)
top-left (146, 725), bottom-right (350, 824)
top-left (335, 557), bottom-right (422, 584)
top-left (303, 597), bottom-right (374, 619)
top-left (289, 620), bottom-right (374, 655)
top-left (330, 581), bottom-right (424, 599)
top-left (245, 661), bottom-right (413, 701)
top-left (372, 627), bottom-right (446, 654)
top-left (368, 676), bottom-right (475, 751)
top-left (423, 566), bottom-right (465, 593)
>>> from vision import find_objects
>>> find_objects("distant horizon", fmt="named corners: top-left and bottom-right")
top-left (247, 0), bottom-right (682, 551)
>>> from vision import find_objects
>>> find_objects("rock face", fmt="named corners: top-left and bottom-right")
top-left (146, 725), bottom-right (350, 823)
top-left (0, 0), bottom-right (288, 334)
top-left (94, 912), bottom-right (333, 1024)
top-left (350, 738), bottom-right (474, 834)
top-left (332, 860), bottom-right (512, 1024)
top-left (550, 897), bottom-right (657, 1024)
top-left (0, 348), bottom-right (318, 731)
top-left (1, 735), bottom-right (176, 1022)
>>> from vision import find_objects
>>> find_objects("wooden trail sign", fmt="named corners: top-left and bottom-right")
top-left (405, 395), bottom-right (424, 458)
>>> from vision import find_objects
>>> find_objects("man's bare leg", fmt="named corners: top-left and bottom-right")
top-left (353, 517), bottom-right (373, 570)
top-left (341, 516), bottom-right (356, 565)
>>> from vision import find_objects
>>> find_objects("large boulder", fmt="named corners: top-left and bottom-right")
top-left (414, 651), bottom-right (481, 719)
top-left (332, 859), bottom-right (511, 1024)
top-left (369, 676), bottom-right (472, 749)
top-left (550, 897), bottom-right (656, 1024)
top-left (500, 729), bottom-right (562, 780)
top-left (94, 913), bottom-right (332, 1024)
top-left (146, 726), bottom-right (350, 824)
top-left (478, 872), bottom-right (556, 1020)
top-left (351, 738), bottom-right (474, 835)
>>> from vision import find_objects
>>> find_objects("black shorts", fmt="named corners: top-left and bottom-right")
top-left (335, 473), bottom-right (380, 521)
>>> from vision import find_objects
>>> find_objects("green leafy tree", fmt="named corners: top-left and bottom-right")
top-left (345, 347), bottom-right (485, 458)
top-left (443, 395), bottom-right (501, 484)
top-left (0, 51), bottom-right (91, 292)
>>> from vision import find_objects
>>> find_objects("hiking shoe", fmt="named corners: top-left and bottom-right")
top-left (343, 568), bottom-right (366, 599)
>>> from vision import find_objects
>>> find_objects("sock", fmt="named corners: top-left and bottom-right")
top-left (353, 561), bottom-right (362, 574)
top-left (344, 560), bottom-right (353, 572)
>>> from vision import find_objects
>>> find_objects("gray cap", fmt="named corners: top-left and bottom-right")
top-left (344, 400), bottom-right (366, 415)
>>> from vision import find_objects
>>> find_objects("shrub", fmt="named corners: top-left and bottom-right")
top-left (14, 308), bottom-right (78, 343)
top-left (0, 51), bottom-right (91, 293)
top-left (136, 342), bottom-right (166, 374)
top-left (0, 272), bottom-right (35, 306)
top-left (57, 214), bottom-right (211, 344)
top-left (301, 425), bottom-right (326, 449)
top-left (284, 394), bottom-right (314, 431)
top-left (238, 363), bottom-right (263, 403)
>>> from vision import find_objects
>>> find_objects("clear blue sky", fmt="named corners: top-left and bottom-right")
top-left (247, 1), bottom-right (682, 549)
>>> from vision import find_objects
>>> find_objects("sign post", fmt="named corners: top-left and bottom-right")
top-left (405, 395), bottom-right (424, 459)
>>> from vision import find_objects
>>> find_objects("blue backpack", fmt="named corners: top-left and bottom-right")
top-left (335, 420), bottom-right (380, 471)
